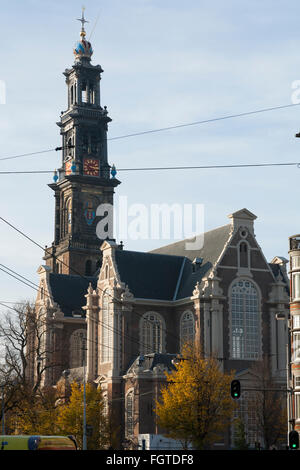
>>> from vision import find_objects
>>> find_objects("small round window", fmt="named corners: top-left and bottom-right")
top-left (240, 228), bottom-right (248, 238)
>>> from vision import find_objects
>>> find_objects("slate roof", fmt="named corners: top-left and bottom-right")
top-left (126, 353), bottom-right (177, 375)
top-left (114, 250), bottom-right (187, 301)
top-left (49, 273), bottom-right (97, 316)
top-left (150, 224), bottom-right (231, 265)
top-left (113, 224), bottom-right (232, 301)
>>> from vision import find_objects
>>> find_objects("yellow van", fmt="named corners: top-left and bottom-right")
top-left (0, 435), bottom-right (77, 450)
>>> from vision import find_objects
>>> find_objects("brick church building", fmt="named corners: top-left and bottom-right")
top-left (31, 14), bottom-right (290, 449)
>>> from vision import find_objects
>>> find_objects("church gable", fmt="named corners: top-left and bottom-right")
top-left (217, 208), bottom-right (275, 280)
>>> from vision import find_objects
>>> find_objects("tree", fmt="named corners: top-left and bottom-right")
top-left (13, 386), bottom-right (59, 435)
top-left (56, 381), bottom-right (109, 450)
top-left (246, 358), bottom-right (287, 449)
top-left (155, 343), bottom-right (236, 449)
top-left (0, 301), bottom-right (64, 432)
top-left (233, 417), bottom-right (249, 450)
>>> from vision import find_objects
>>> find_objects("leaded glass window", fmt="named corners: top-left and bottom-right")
top-left (180, 311), bottom-right (195, 350)
top-left (126, 390), bottom-right (134, 437)
top-left (231, 280), bottom-right (260, 360)
top-left (70, 329), bottom-right (86, 368)
top-left (101, 289), bottom-right (113, 363)
top-left (140, 312), bottom-right (164, 355)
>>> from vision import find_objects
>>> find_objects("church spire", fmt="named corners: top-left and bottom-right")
top-left (77, 6), bottom-right (89, 38)
top-left (74, 7), bottom-right (93, 63)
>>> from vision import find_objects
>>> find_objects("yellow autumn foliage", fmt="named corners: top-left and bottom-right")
top-left (155, 343), bottom-right (236, 449)
top-left (56, 381), bottom-right (109, 450)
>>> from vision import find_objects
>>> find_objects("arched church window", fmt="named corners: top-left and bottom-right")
top-left (125, 389), bottom-right (134, 437)
top-left (101, 289), bottom-right (113, 363)
top-left (70, 329), bottom-right (87, 368)
top-left (89, 85), bottom-right (95, 104)
top-left (102, 392), bottom-right (109, 416)
top-left (140, 312), bottom-right (164, 355)
top-left (64, 198), bottom-right (72, 236)
top-left (82, 82), bottom-right (87, 103)
top-left (230, 279), bottom-right (260, 360)
top-left (180, 311), bottom-right (195, 350)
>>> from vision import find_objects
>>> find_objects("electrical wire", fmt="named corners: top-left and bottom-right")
top-left (0, 161), bottom-right (299, 175)
top-left (0, 145), bottom-right (74, 163)
top-left (0, 300), bottom-right (121, 356)
top-left (0, 215), bottom-right (185, 348)
top-left (1, 101), bottom-right (300, 163)
top-left (0, 260), bottom-right (172, 355)
top-left (107, 102), bottom-right (300, 141)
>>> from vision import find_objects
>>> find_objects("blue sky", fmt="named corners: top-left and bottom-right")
top-left (1, 0), bottom-right (300, 306)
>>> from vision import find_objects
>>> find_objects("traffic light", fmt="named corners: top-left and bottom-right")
top-left (289, 430), bottom-right (299, 449)
top-left (230, 380), bottom-right (241, 399)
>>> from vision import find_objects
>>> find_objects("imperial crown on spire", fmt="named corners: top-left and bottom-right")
top-left (74, 7), bottom-right (93, 62)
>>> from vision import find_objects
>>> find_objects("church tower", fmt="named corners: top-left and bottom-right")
top-left (44, 11), bottom-right (120, 276)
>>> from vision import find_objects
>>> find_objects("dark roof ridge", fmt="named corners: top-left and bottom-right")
top-left (49, 272), bottom-right (97, 280)
top-left (117, 248), bottom-right (188, 261)
top-left (149, 223), bottom-right (231, 253)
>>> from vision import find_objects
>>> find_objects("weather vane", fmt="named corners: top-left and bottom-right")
top-left (77, 6), bottom-right (89, 37)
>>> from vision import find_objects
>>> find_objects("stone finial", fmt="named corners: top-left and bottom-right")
top-left (193, 281), bottom-right (201, 297)
top-left (121, 284), bottom-right (134, 302)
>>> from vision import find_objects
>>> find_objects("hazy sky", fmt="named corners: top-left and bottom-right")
top-left (1, 0), bottom-right (300, 308)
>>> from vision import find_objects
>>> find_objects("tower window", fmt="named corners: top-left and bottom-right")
top-left (82, 82), bottom-right (87, 103)
top-left (89, 85), bottom-right (95, 104)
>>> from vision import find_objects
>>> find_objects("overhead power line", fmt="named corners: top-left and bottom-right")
top-left (0, 262), bottom-right (167, 355)
top-left (0, 161), bottom-right (299, 175)
top-left (0, 145), bottom-right (74, 163)
top-left (0, 101), bottom-right (300, 162)
top-left (0, 215), bottom-right (184, 347)
top-left (107, 102), bottom-right (300, 141)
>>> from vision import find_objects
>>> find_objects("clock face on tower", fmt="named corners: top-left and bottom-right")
top-left (83, 158), bottom-right (100, 176)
